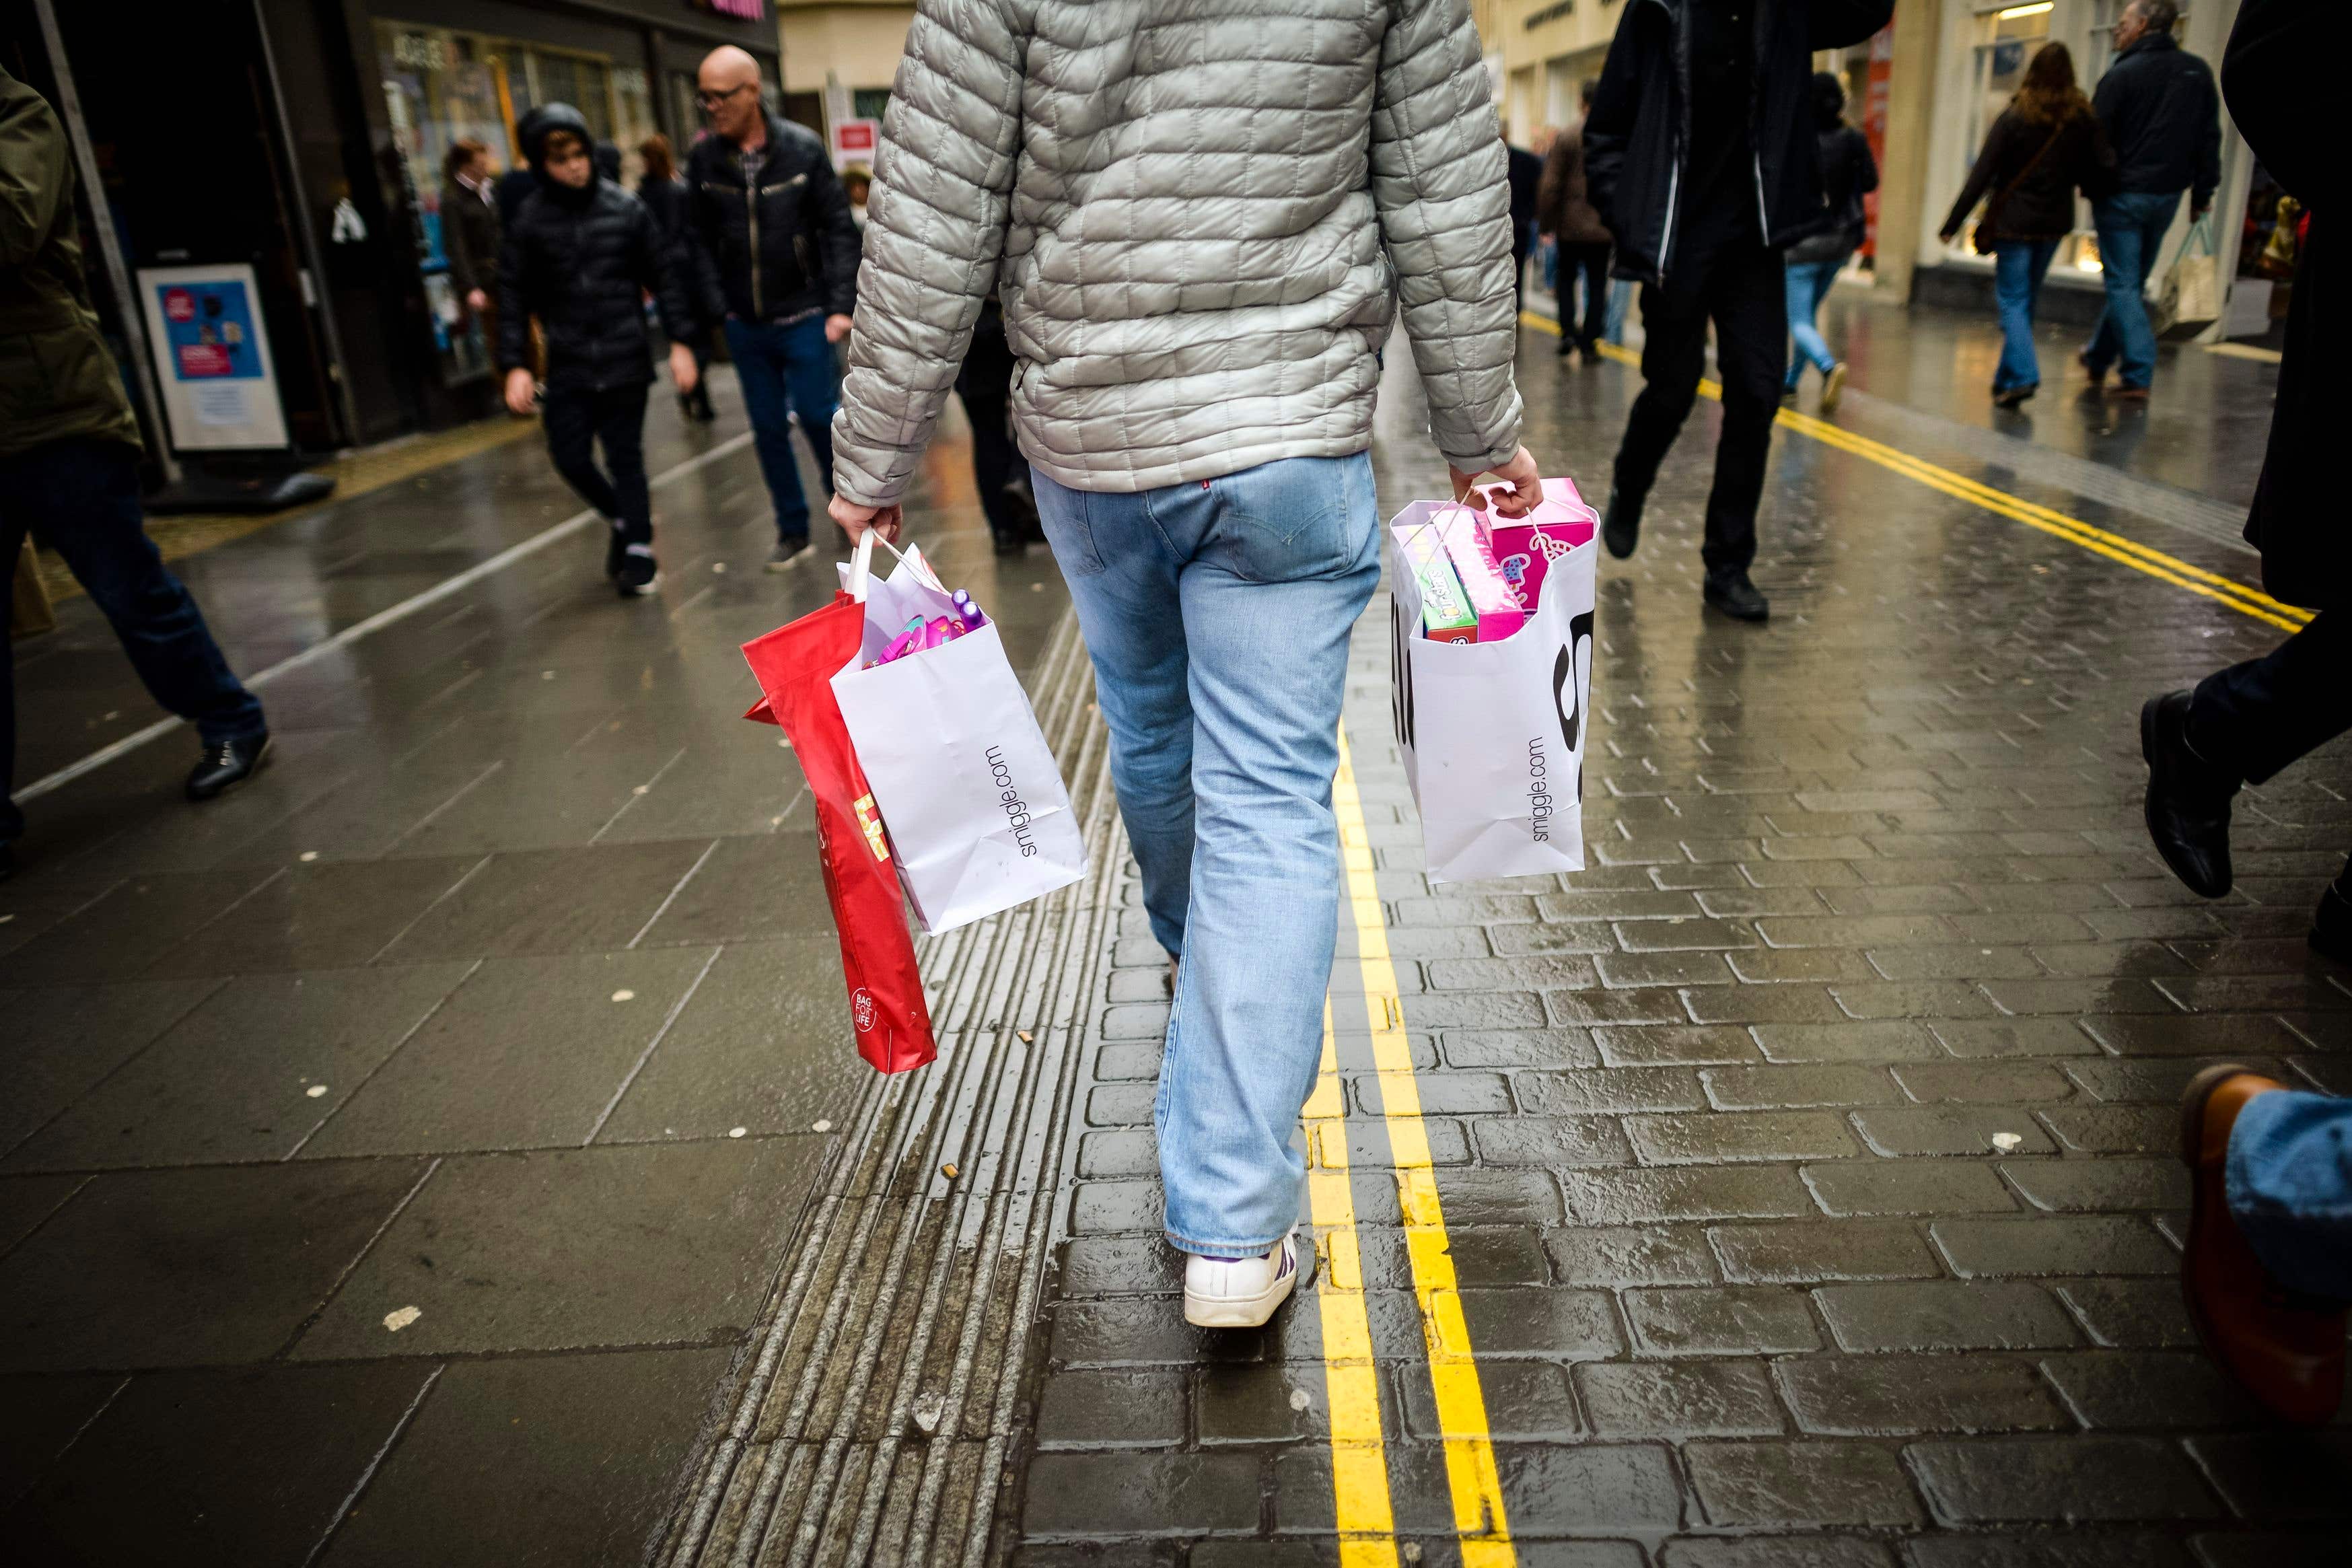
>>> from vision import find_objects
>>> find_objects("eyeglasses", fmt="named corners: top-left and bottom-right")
top-left (695, 84), bottom-right (756, 110)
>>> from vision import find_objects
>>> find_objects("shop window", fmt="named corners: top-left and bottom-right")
top-left (853, 88), bottom-right (892, 123)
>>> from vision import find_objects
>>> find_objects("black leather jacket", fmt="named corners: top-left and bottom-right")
top-left (2093, 32), bottom-right (2222, 207)
top-left (1584, 0), bottom-right (1894, 287)
top-left (682, 114), bottom-right (859, 328)
top-left (496, 176), bottom-right (693, 394)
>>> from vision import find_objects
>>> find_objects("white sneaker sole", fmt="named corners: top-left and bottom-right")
top-left (1183, 1235), bottom-right (1317, 1329)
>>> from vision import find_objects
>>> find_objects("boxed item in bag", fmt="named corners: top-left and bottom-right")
top-left (1482, 477), bottom-right (1600, 612)
top-left (1396, 521), bottom-right (1478, 643)
top-left (1433, 505), bottom-right (1526, 643)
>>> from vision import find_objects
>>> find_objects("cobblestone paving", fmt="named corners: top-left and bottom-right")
top-left (1013, 331), bottom-right (2352, 1567)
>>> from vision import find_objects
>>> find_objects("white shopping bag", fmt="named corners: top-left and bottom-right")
top-left (830, 534), bottom-right (1087, 932)
top-left (1390, 480), bottom-right (1599, 884)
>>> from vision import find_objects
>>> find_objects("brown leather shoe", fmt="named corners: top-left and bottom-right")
top-left (2179, 1065), bottom-right (2348, 1425)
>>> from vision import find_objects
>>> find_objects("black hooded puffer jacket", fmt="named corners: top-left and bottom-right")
top-left (495, 103), bottom-right (695, 394)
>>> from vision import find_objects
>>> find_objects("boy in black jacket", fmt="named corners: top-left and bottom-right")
top-left (497, 105), bottom-right (699, 598)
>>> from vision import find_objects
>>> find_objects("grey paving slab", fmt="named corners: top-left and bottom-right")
top-left (0, 1362), bottom-right (432, 1567)
top-left (293, 1136), bottom-right (820, 1359)
top-left (141, 856), bottom-right (482, 975)
top-left (0, 1159), bottom-right (426, 1371)
top-left (298, 948), bottom-right (717, 1156)
top-left (0, 1372), bottom-right (120, 1510)
top-left (0, 978), bottom-right (225, 1153)
top-left (4, 964), bottom-right (472, 1173)
top-left (0, 1174), bottom-right (84, 1254)
top-left (370, 839), bottom-right (713, 960)
top-left (313, 1347), bottom-right (731, 1568)
top-left (0, 867), bottom-right (281, 985)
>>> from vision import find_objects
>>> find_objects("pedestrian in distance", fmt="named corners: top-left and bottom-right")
top-left (1781, 71), bottom-right (1877, 413)
top-left (1535, 79), bottom-right (1614, 363)
top-left (1584, 0), bottom-right (1896, 624)
top-left (682, 46), bottom-right (860, 572)
top-left (1505, 124), bottom-right (1544, 312)
top-left (830, 0), bottom-right (1542, 1330)
top-left (954, 295), bottom-right (1041, 559)
top-left (2141, 0), bottom-right (2347, 1426)
top-left (1939, 44), bottom-right (2112, 411)
top-left (637, 134), bottom-right (715, 425)
top-left (495, 105), bottom-right (700, 599)
top-left (439, 137), bottom-right (501, 351)
top-left (1, 63), bottom-right (271, 881)
top-left (2079, 0), bottom-right (2220, 401)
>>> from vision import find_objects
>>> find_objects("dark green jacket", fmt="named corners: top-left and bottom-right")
top-left (1, 63), bottom-right (140, 460)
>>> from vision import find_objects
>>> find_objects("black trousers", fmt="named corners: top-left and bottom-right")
top-left (542, 382), bottom-right (651, 548)
top-left (1559, 242), bottom-right (1612, 349)
top-left (2191, 610), bottom-right (2352, 786)
top-left (958, 390), bottom-right (1024, 544)
top-left (1612, 243), bottom-right (1787, 578)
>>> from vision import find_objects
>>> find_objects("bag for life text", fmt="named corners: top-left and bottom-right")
top-left (1389, 479), bottom-right (1599, 884)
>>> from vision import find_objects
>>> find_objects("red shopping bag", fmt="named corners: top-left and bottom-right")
top-left (742, 591), bottom-right (938, 1075)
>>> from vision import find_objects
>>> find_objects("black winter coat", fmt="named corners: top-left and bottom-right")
top-left (2223, 0), bottom-right (2340, 608)
top-left (682, 114), bottom-right (859, 329)
top-left (1941, 108), bottom-right (2113, 250)
top-left (496, 178), bottom-right (694, 394)
top-left (1785, 122), bottom-right (1878, 264)
top-left (440, 177), bottom-right (500, 297)
top-left (1585, 0), bottom-right (1894, 287)
top-left (2094, 32), bottom-right (2221, 208)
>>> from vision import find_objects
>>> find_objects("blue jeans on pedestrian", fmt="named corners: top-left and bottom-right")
top-left (1605, 277), bottom-right (1633, 345)
top-left (2, 438), bottom-right (266, 844)
top-left (724, 314), bottom-right (838, 542)
top-left (1032, 452), bottom-right (1382, 1256)
top-left (1783, 250), bottom-right (1851, 388)
top-left (2230, 1089), bottom-right (2352, 1300)
top-left (2085, 190), bottom-right (2182, 391)
top-left (1992, 238), bottom-right (2063, 394)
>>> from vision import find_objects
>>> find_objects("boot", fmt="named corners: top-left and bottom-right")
top-left (1601, 487), bottom-right (1642, 561)
top-left (2139, 690), bottom-right (2238, 898)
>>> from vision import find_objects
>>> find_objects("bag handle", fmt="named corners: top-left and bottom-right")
top-left (844, 528), bottom-right (939, 604)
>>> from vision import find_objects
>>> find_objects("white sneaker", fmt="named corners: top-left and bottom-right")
top-left (1183, 1227), bottom-right (1315, 1328)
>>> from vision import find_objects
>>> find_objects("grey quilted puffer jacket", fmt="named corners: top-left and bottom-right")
top-left (832, 0), bottom-right (1524, 504)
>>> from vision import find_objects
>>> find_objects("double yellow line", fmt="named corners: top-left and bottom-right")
top-left (1522, 310), bottom-right (2310, 634)
top-left (1304, 727), bottom-right (1516, 1566)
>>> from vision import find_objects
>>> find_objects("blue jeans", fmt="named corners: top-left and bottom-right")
top-left (2, 438), bottom-right (266, 844)
top-left (1605, 277), bottom-right (1633, 345)
top-left (1992, 239), bottom-right (2063, 393)
top-left (2085, 190), bottom-right (2182, 391)
top-left (2230, 1089), bottom-right (2352, 1301)
top-left (723, 315), bottom-right (838, 541)
top-left (1032, 453), bottom-right (1382, 1256)
top-left (1783, 251), bottom-right (1851, 386)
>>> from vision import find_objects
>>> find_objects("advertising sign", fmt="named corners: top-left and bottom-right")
top-left (136, 264), bottom-right (290, 451)
top-left (829, 117), bottom-right (880, 172)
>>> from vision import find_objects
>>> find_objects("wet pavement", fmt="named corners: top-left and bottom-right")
top-left (5, 302), bottom-right (2351, 1566)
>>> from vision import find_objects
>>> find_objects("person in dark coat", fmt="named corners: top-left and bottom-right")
top-left (1505, 131), bottom-right (1544, 310)
top-left (637, 134), bottom-right (713, 423)
top-left (1583, 0), bottom-right (1894, 623)
top-left (954, 296), bottom-right (1040, 558)
top-left (440, 137), bottom-right (501, 353)
top-left (1939, 44), bottom-right (2113, 408)
top-left (1781, 73), bottom-right (1877, 411)
top-left (2151, 0), bottom-right (2352, 1437)
top-left (497, 104), bottom-right (700, 597)
top-left (2079, 0), bottom-right (2221, 399)
top-left (1536, 79), bottom-right (1614, 361)
top-left (495, 106), bottom-right (549, 227)
top-left (1, 63), bottom-right (270, 878)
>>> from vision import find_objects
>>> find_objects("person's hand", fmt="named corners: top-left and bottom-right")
top-left (1448, 445), bottom-right (1544, 519)
top-left (466, 287), bottom-right (488, 312)
top-left (825, 312), bottom-right (853, 345)
top-left (503, 367), bottom-right (538, 416)
top-left (668, 341), bottom-right (699, 394)
top-left (830, 493), bottom-right (903, 543)
top-left (1938, 227), bottom-right (1958, 244)
top-left (2190, 201), bottom-right (2210, 223)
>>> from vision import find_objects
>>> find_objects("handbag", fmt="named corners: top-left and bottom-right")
top-left (2153, 211), bottom-right (2222, 338)
top-left (1974, 120), bottom-right (2067, 254)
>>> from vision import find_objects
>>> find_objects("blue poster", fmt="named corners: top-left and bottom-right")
top-left (155, 279), bottom-right (264, 382)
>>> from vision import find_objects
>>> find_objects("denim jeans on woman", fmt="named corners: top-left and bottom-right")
top-left (1032, 453), bottom-right (1381, 1256)
top-left (1782, 250), bottom-right (1851, 388)
top-left (2085, 189), bottom-right (2182, 392)
top-left (1993, 238), bottom-right (2063, 394)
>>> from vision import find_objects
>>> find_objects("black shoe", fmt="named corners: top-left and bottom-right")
top-left (1556, 333), bottom-right (1575, 358)
top-left (616, 555), bottom-right (660, 598)
top-left (766, 536), bottom-right (812, 573)
top-left (1577, 338), bottom-right (1602, 361)
top-left (1993, 383), bottom-right (2038, 409)
top-left (186, 734), bottom-right (271, 801)
top-left (2079, 349), bottom-right (2108, 392)
top-left (1702, 571), bottom-right (1770, 622)
top-left (2139, 690), bottom-right (2238, 898)
top-left (2311, 867), bottom-right (2352, 967)
top-left (1602, 487), bottom-right (1642, 561)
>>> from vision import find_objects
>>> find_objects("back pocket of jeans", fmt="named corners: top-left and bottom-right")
top-left (1211, 456), bottom-right (1374, 584)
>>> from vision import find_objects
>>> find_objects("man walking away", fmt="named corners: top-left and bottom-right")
top-left (637, 134), bottom-right (715, 424)
top-left (1781, 72), bottom-right (1876, 411)
top-left (1, 63), bottom-right (269, 880)
top-left (441, 139), bottom-right (500, 357)
top-left (2079, 0), bottom-right (2219, 401)
top-left (1506, 127), bottom-right (1544, 310)
top-left (1585, 0), bottom-right (1894, 625)
top-left (1536, 79), bottom-right (1614, 361)
top-left (684, 46), bottom-right (859, 571)
top-left (496, 105), bottom-right (699, 598)
top-left (829, 0), bottom-right (1542, 1330)
top-left (2141, 0), bottom-right (2350, 1427)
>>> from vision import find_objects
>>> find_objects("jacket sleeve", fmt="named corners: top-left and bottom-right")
top-left (1808, 0), bottom-right (1894, 52)
top-left (441, 192), bottom-right (476, 295)
top-left (634, 199), bottom-right (697, 345)
top-left (1369, 0), bottom-right (1523, 474)
top-left (1852, 127), bottom-right (1880, 197)
top-left (0, 83), bottom-right (69, 270)
top-left (2193, 66), bottom-right (2222, 211)
top-left (1940, 113), bottom-right (2011, 239)
top-left (494, 215), bottom-right (530, 373)
top-left (679, 172), bottom-right (728, 331)
top-left (804, 155), bottom-right (862, 318)
top-left (1533, 135), bottom-right (1568, 238)
top-left (1581, 13), bottom-right (1643, 229)
top-left (830, 0), bottom-right (1024, 508)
